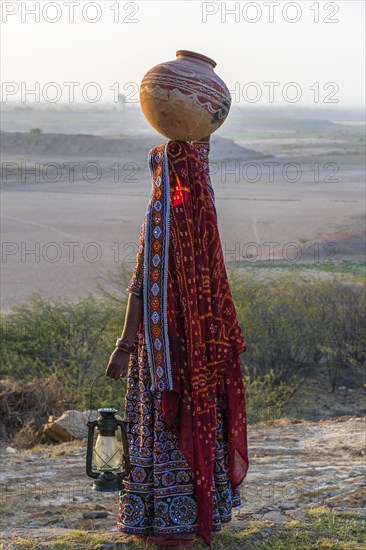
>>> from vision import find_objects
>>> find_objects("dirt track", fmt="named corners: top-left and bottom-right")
top-left (0, 416), bottom-right (364, 548)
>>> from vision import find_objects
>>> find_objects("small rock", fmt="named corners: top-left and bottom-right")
top-left (256, 507), bottom-right (270, 514)
top-left (262, 511), bottom-right (290, 522)
top-left (6, 446), bottom-right (18, 454)
top-left (83, 511), bottom-right (108, 519)
top-left (279, 503), bottom-right (297, 511)
top-left (42, 409), bottom-right (98, 443)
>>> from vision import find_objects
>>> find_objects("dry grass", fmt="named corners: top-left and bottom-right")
top-left (0, 375), bottom-right (66, 446)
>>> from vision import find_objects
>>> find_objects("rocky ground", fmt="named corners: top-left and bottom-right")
top-left (0, 416), bottom-right (364, 549)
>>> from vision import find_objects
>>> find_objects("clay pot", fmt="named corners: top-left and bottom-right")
top-left (140, 50), bottom-right (231, 141)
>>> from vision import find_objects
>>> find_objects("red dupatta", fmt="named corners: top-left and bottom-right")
top-left (143, 140), bottom-right (248, 548)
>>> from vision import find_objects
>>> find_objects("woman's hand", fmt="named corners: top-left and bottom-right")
top-left (105, 347), bottom-right (131, 380)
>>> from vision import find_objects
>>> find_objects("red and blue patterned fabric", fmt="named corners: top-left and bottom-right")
top-left (118, 140), bottom-right (248, 548)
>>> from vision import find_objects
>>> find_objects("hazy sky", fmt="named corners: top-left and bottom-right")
top-left (1, 0), bottom-right (365, 107)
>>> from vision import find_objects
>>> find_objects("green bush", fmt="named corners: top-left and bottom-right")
top-left (229, 269), bottom-right (365, 417)
top-left (244, 367), bottom-right (301, 423)
top-left (0, 292), bottom-right (126, 410)
top-left (1, 270), bottom-right (365, 423)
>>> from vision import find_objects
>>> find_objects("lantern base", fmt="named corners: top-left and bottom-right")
top-left (92, 471), bottom-right (123, 492)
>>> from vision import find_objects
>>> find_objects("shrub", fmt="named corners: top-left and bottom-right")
top-left (0, 375), bottom-right (65, 443)
top-left (0, 292), bottom-right (127, 410)
top-left (1, 269), bottom-right (364, 437)
top-left (229, 268), bottom-right (365, 395)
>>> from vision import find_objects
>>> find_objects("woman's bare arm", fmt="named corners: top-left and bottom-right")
top-left (120, 292), bottom-right (143, 344)
top-left (105, 292), bottom-right (143, 380)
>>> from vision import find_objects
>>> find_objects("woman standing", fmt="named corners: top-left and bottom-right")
top-left (106, 137), bottom-right (248, 548)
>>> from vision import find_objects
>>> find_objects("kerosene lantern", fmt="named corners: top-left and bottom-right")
top-left (86, 407), bottom-right (130, 492)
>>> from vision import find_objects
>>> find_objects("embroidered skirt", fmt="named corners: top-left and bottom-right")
top-left (116, 332), bottom-right (242, 536)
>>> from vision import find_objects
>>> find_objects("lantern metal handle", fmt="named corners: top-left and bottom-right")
top-left (88, 373), bottom-right (127, 422)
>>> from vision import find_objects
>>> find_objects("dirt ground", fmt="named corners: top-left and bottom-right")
top-left (0, 416), bottom-right (364, 549)
top-left (1, 131), bottom-right (365, 311)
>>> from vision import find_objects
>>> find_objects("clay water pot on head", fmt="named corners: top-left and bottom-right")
top-left (140, 50), bottom-right (231, 141)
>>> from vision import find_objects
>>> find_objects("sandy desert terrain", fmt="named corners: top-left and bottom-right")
top-left (1, 106), bottom-right (365, 311)
top-left (0, 416), bottom-right (364, 549)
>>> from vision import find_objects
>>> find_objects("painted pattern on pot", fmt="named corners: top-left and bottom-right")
top-left (140, 50), bottom-right (231, 141)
